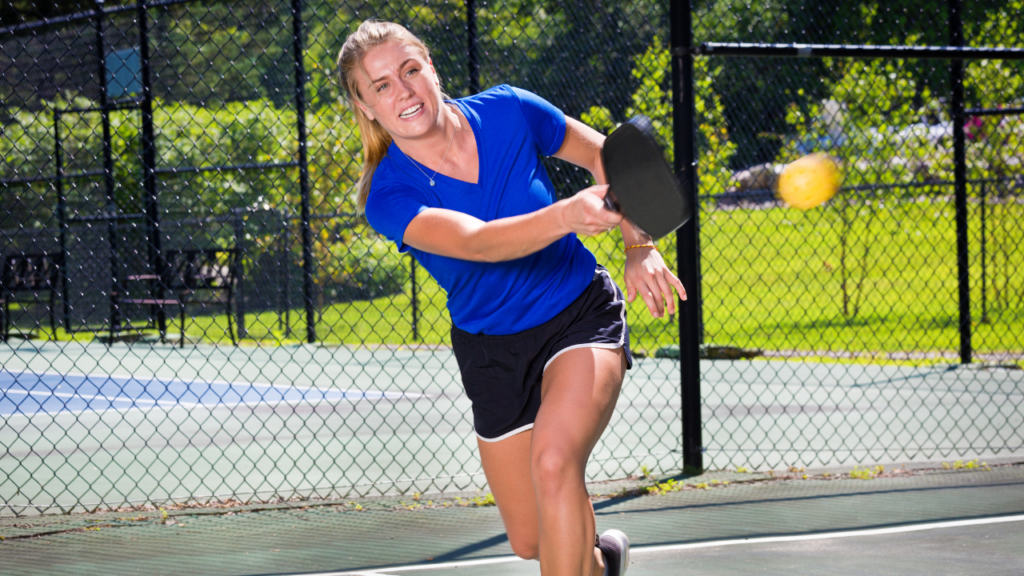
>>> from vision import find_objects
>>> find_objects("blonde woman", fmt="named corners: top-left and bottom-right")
top-left (338, 20), bottom-right (685, 576)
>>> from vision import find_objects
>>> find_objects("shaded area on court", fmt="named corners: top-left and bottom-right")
top-left (1, 461), bottom-right (1022, 576)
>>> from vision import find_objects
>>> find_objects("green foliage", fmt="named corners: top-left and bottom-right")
top-left (941, 459), bottom-right (990, 470)
top-left (694, 0), bottom-right (1015, 165)
top-left (579, 36), bottom-right (736, 194)
top-left (848, 465), bottom-right (883, 480)
top-left (322, 226), bottom-right (409, 301)
top-left (0, 92), bottom-right (396, 299)
top-left (159, 2), bottom-right (293, 106)
top-left (772, 18), bottom-right (1024, 319)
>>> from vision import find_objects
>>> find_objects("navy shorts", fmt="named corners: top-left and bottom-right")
top-left (451, 267), bottom-right (633, 442)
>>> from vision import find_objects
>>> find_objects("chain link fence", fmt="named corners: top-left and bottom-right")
top-left (1, 0), bottom-right (1021, 516)
top-left (688, 0), bottom-right (1024, 470)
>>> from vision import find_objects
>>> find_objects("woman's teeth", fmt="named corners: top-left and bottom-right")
top-left (400, 104), bottom-right (423, 118)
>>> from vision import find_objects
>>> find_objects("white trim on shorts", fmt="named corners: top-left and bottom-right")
top-left (476, 269), bottom-right (627, 443)
top-left (476, 422), bottom-right (534, 443)
top-left (542, 268), bottom-right (627, 373)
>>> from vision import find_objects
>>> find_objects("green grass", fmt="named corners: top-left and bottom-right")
top-left (697, 197), bottom-right (1024, 357)
top-left (19, 198), bottom-right (1023, 361)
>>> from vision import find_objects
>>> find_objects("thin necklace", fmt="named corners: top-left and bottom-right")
top-left (408, 120), bottom-right (457, 187)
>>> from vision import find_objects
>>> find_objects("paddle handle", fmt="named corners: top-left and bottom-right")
top-left (603, 191), bottom-right (620, 213)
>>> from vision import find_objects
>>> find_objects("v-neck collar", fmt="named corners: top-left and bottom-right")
top-left (390, 100), bottom-right (483, 191)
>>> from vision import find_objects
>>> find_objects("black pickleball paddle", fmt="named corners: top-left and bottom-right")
top-left (600, 115), bottom-right (691, 240)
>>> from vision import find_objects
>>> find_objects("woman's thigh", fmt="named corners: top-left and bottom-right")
top-left (532, 346), bottom-right (627, 469)
top-left (477, 430), bottom-right (539, 559)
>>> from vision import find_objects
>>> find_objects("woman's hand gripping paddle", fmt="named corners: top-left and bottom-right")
top-left (600, 116), bottom-right (691, 240)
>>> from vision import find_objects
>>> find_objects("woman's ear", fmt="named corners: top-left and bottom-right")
top-left (429, 58), bottom-right (440, 86)
top-left (355, 99), bottom-right (376, 122)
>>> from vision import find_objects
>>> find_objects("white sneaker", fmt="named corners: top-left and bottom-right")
top-left (598, 528), bottom-right (630, 576)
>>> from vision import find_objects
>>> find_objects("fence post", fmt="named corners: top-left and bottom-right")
top-left (94, 1), bottom-right (121, 343)
top-left (291, 0), bottom-right (316, 343)
top-left (672, 0), bottom-right (703, 475)
top-left (949, 0), bottom-right (971, 364)
top-left (278, 210), bottom-right (291, 337)
top-left (980, 181), bottom-right (987, 323)
top-left (137, 1), bottom-right (166, 340)
top-left (466, 0), bottom-right (479, 94)
top-left (410, 255), bottom-right (419, 342)
top-left (233, 211), bottom-right (247, 339)
top-left (54, 111), bottom-right (71, 332)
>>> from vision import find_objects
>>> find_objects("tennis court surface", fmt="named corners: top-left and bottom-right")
top-left (2, 340), bottom-right (1022, 517)
top-left (1, 459), bottom-right (1022, 575)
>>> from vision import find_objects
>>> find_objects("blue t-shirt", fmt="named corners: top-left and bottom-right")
top-left (364, 84), bottom-right (597, 335)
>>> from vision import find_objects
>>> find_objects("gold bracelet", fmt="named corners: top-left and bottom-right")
top-left (625, 244), bottom-right (656, 251)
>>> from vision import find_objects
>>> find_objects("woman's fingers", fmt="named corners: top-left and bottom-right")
top-left (670, 272), bottom-right (687, 302)
top-left (624, 277), bottom-right (637, 303)
top-left (624, 252), bottom-right (687, 318)
top-left (630, 282), bottom-right (663, 317)
top-left (565, 185), bottom-right (621, 236)
top-left (654, 272), bottom-right (676, 316)
top-left (654, 269), bottom-right (688, 315)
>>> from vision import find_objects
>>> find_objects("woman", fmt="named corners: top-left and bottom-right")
top-left (338, 20), bottom-right (685, 576)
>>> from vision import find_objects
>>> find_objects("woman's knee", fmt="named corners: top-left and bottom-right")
top-left (531, 446), bottom-right (582, 498)
top-left (508, 532), bottom-right (539, 560)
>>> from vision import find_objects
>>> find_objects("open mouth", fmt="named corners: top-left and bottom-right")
top-left (399, 104), bottom-right (423, 119)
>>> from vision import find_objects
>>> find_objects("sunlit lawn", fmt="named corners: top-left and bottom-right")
top-left (26, 197), bottom-right (1023, 362)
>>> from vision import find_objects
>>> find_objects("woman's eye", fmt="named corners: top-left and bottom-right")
top-left (406, 68), bottom-right (419, 77)
top-left (376, 82), bottom-right (389, 93)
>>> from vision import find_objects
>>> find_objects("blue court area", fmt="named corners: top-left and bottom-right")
top-left (0, 370), bottom-right (411, 417)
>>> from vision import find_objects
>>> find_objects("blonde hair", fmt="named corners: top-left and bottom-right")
top-left (337, 20), bottom-right (434, 213)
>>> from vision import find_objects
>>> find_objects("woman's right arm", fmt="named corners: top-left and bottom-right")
top-left (402, 184), bottom-right (621, 262)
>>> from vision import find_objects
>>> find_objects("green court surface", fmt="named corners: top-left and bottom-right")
top-left (1, 462), bottom-right (1022, 575)
top-left (2, 341), bottom-right (1022, 514)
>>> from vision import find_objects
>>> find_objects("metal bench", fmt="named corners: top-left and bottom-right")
top-left (113, 248), bottom-right (239, 346)
top-left (1, 252), bottom-right (63, 341)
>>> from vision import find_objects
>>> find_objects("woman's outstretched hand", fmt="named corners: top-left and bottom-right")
top-left (560, 185), bottom-right (623, 237)
top-left (624, 246), bottom-right (687, 319)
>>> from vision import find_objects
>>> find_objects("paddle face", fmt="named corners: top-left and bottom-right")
top-left (600, 116), bottom-right (691, 240)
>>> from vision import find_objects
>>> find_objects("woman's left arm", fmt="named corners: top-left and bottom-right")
top-left (553, 117), bottom-right (687, 318)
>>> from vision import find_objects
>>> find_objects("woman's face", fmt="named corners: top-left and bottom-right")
top-left (355, 41), bottom-right (442, 141)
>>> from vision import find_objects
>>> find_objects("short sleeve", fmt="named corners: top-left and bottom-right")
top-left (509, 86), bottom-right (567, 157)
top-left (364, 181), bottom-right (431, 252)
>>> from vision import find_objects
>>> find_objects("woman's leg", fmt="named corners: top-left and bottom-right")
top-left (477, 431), bottom-right (540, 560)
top-left (479, 429), bottom-right (611, 574)
top-left (532, 346), bottom-right (627, 576)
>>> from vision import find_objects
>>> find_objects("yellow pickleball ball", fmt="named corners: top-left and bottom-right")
top-left (777, 153), bottom-right (841, 210)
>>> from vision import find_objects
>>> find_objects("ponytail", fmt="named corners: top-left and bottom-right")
top-left (337, 20), bottom-right (432, 213)
top-left (352, 107), bottom-right (391, 212)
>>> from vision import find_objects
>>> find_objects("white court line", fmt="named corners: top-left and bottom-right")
top-left (315, 514), bottom-right (1024, 575)
top-left (1, 370), bottom-right (423, 417)
top-left (3, 369), bottom-right (421, 399)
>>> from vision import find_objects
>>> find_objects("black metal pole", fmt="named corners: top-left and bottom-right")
top-left (284, 213), bottom-right (292, 337)
top-left (279, 209), bottom-right (289, 336)
top-left (673, 0), bottom-right (703, 475)
top-left (137, 1), bottom-right (166, 340)
top-left (694, 42), bottom-right (1024, 60)
top-left (950, 0), bottom-right (971, 364)
top-left (233, 211), bottom-right (247, 339)
top-left (980, 182), bottom-right (987, 324)
top-left (466, 0), bottom-right (479, 94)
top-left (95, 2), bottom-right (121, 342)
top-left (965, 106), bottom-right (1024, 117)
top-left (292, 0), bottom-right (316, 343)
top-left (410, 255), bottom-right (419, 342)
top-left (54, 111), bottom-right (71, 331)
